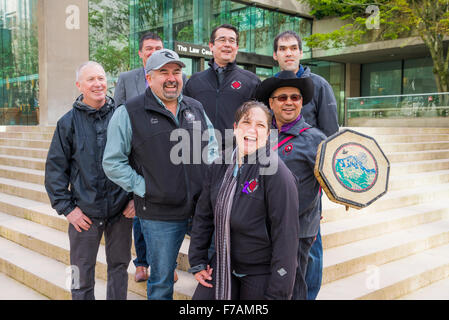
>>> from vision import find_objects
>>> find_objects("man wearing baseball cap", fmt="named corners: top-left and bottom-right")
top-left (256, 71), bottom-right (327, 300)
top-left (103, 49), bottom-right (218, 300)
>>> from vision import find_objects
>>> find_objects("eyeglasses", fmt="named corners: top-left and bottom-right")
top-left (214, 37), bottom-right (237, 45)
top-left (270, 94), bottom-right (302, 102)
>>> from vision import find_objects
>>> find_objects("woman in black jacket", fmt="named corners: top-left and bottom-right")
top-left (188, 101), bottom-right (300, 300)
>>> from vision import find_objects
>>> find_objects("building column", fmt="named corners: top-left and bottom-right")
top-left (345, 63), bottom-right (361, 125)
top-left (37, 0), bottom-right (89, 126)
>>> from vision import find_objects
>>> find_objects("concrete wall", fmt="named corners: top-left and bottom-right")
top-left (37, 0), bottom-right (89, 126)
top-left (248, 0), bottom-right (312, 17)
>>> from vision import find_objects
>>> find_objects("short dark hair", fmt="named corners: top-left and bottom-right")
top-left (235, 100), bottom-right (272, 130)
top-left (273, 30), bottom-right (302, 53)
top-left (210, 24), bottom-right (239, 45)
top-left (139, 32), bottom-right (163, 51)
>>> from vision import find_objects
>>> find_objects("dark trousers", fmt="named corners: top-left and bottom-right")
top-left (292, 236), bottom-right (315, 300)
top-left (68, 214), bottom-right (133, 300)
top-left (192, 255), bottom-right (270, 300)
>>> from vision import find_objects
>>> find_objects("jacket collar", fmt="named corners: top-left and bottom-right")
top-left (73, 95), bottom-right (114, 117)
top-left (143, 88), bottom-right (187, 115)
top-left (279, 116), bottom-right (311, 137)
top-left (208, 58), bottom-right (237, 72)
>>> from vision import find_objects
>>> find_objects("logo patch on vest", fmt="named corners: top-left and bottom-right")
top-left (242, 178), bottom-right (258, 194)
top-left (184, 110), bottom-right (196, 123)
top-left (283, 143), bottom-right (293, 156)
top-left (231, 81), bottom-right (242, 90)
top-left (150, 117), bottom-right (159, 124)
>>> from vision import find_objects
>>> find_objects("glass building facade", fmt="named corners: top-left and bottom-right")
top-left (0, 0), bottom-right (38, 125)
top-left (361, 57), bottom-right (438, 97)
top-left (128, 0), bottom-right (312, 79)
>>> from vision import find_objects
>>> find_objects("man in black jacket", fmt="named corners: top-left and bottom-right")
top-left (45, 61), bottom-right (135, 300)
top-left (273, 30), bottom-right (340, 300)
top-left (184, 24), bottom-right (261, 148)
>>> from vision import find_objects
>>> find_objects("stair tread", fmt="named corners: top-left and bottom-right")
top-left (0, 145), bottom-right (48, 152)
top-left (0, 177), bottom-right (47, 192)
top-left (317, 243), bottom-right (449, 300)
top-left (389, 169), bottom-right (449, 180)
top-left (322, 201), bottom-right (449, 236)
top-left (0, 192), bottom-right (58, 217)
top-left (0, 164), bottom-right (44, 176)
top-left (323, 219), bottom-right (449, 268)
top-left (0, 154), bottom-right (46, 162)
top-left (391, 158), bottom-right (449, 167)
top-left (0, 272), bottom-right (49, 300)
top-left (0, 236), bottom-right (144, 300)
top-left (399, 277), bottom-right (449, 300)
top-left (0, 211), bottom-right (196, 298)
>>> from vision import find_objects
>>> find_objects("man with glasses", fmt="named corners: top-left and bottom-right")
top-left (273, 30), bottom-right (339, 300)
top-left (184, 24), bottom-right (260, 148)
top-left (255, 70), bottom-right (327, 300)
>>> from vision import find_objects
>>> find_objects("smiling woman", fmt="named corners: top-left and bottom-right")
top-left (188, 100), bottom-right (300, 301)
top-left (233, 101), bottom-right (272, 163)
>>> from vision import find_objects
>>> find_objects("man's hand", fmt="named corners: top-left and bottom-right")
top-left (122, 199), bottom-right (135, 218)
top-left (194, 265), bottom-right (213, 288)
top-left (66, 207), bottom-right (92, 232)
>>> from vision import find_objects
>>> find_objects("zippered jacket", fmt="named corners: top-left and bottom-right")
top-left (275, 117), bottom-right (327, 238)
top-left (184, 59), bottom-right (261, 139)
top-left (45, 96), bottom-right (130, 222)
top-left (189, 150), bottom-right (299, 299)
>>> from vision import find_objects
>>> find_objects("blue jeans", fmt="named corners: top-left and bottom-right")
top-left (140, 219), bottom-right (188, 300)
top-left (132, 217), bottom-right (149, 268)
top-left (305, 227), bottom-right (323, 300)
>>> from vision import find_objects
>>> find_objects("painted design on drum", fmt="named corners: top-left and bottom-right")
top-left (332, 143), bottom-right (378, 192)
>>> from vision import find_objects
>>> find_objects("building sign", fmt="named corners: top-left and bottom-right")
top-left (174, 41), bottom-right (213, 59)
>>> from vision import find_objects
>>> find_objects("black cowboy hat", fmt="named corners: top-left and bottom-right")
top-left (255, 71), bottom-right (314, 108)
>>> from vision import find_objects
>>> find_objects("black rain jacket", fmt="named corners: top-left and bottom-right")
top-left (45, 95), bottom-right (131, 223)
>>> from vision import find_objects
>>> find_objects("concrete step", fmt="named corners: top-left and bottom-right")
top-left (0, 125), bottom-right (55, 133)
top-left (347, 127), bottom-right (449, 135)
top-left (0, 272), bottom-right (49, 300)
top-left (322, 202), bottom-right (449, 249)
top-left (0, 154), bottom-right (45, 171)
top-left (380, 141), bottom-right (449, 152)
top-left (0, 165), bottom-right (44, 185)
top-left (322, 182), bottom-right (449, 223)
top-left (317, 243), bottom-right (449, 300)
top-left (398, 276), bottom-right (449, 300)
top-left (0, 213), bottom-right (196, 300)
top-left (389, 170), bottom-right (449, 191)
top-left (0, 191), bottom-right (192, 272)
top-left (0, 236), bottom-right (145, 300)
top-left (374, 134), bottom-right (449, 143)
top-left (0, 138), bottom-right (50, 149)
top-left (0, 145), bottom-right (48, 159)
top-left (0, 192), bottom-right (66, 233)
top-left (322, 219), bottom-right (449, 285)
top-left (390, 159), bottom-right (449, 176)
top-left (0, 132), bottom-right (53, 141)
top-left (386, 149), bottom-right (449, 163)
top-left (0, 177), bottom-right (49, 203)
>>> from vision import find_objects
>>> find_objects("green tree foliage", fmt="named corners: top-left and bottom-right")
top-left (88, 0), bottom-right (130, 76)
top-left (301, 0), bottom-right (449, 92)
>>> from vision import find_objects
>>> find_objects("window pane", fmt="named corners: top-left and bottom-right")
top-left (361, 61), bottom-right (402, 96)
top-left (403, 57), bottom-right (437, 94)
top-left (0, 0), bottom-right (39, 125)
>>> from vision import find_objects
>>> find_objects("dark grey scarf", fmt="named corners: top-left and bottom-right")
top-left (214, 149), bottom-right (238, 300)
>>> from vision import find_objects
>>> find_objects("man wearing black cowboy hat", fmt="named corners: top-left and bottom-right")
top-left (255, 71), bottom-right (327, 300)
